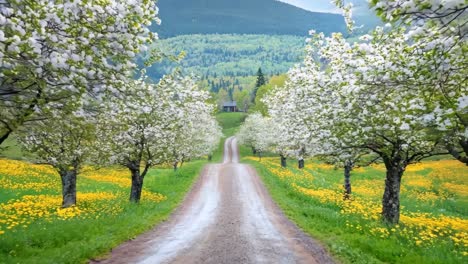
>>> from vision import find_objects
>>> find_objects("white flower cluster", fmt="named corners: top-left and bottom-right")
top-left (237, 113), bottom-right (276, 156)
top-left (98, 72), bottom-right (222, 168)
top-left (0, 0), bottom-right (159, 143)
top-left (255, 0), bottom-right (466, 222)
top-left (263, 0), bottom-right (466, 167)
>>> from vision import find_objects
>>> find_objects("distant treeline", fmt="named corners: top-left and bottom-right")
top-left (143, 34), bottom-right (307, 79)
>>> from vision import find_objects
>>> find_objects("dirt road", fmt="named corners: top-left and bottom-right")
top-left (93, 137), bottom-right (334, 264)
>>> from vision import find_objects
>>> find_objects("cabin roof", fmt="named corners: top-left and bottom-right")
top-left (223, 101), bottom-right (237, 107)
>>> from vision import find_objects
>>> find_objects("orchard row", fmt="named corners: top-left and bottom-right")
top-left (0, 1), bottom-right (221, 206)
top-left (238, 1), bottom-right (467, 224)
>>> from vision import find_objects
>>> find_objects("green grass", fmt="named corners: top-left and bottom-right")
top-left (243, 156), bottom-right (467, 263)
top-left (0, 136), bottom-right (25, 160)
top-left (0, 111), bottom-right (244, 263)
top-left (216, 112), bottom-right (246, 137)
top-left (0, 160), bottom-right (206, 264)
top-left (0, 112), bottom-right (245, 263)
top-left (247, 162), bottom-right (382, 263)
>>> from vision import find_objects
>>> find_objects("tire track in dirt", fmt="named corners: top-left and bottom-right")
top-left (92, 137), bottom-right (334, 264)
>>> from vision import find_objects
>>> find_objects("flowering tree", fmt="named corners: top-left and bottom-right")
top-left (264, 14), bottom-right (466, 222)
top-left (265, 53), bottom-right (336, 169)
top-left (265, 39), bottom-right (371, 191)
top-left (265, 90), bottom-right (302, 168)
top-left (266, 0), bottom-right (467, 223)
top-left (268, 120), bottom-right (293, 168)
top-left (98, 76), bottom-right (173, 203)
top-left (237, 113), bottom-right (274, 160)
top-left (237, 113), bottom-right (261, 155)
top-left (0, 0), bottom-right (159, 145)
top-left (319, 29), bottom-right (453, 223)
top-left (269, 95), bottom-right (310, 168)
top-left (161, 74), bottom-right (222, 170)
top-left (371, 0), bottom-right (466, 27)
top-left (18, 107), bottom-right (97, 208)
top-left (368, 0), bottom-right (468, 165)
top-left (190, 113), bottom-right (223, 162)
top-left (100, 72), bottom-right (220, 202)
top-left (335, 0), bottom-right (468, 164)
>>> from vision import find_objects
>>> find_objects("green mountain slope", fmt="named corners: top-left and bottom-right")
top-left (155, 0), bottom-right (347, 37)
top-left (145, 34), bottom-right (306, 79)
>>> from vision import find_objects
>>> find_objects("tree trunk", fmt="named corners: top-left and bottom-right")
top-left (173, 161), bottom-right (178, 172)
top-left (343, 161), bottom-right (352, 200)
top-left (208, 154), bottom-right (212, 161)
top-left (128, 161), bottom-right (144, 203)
top-left (258, 152), bottom-right (262, 161)
top-left (382, 162), bottom-right (405, 224)
top-left (0, 130), bottom-right (12, 146)
top-left (59, 170), bottom-right (77, 208)
top-left (447, 141), bottom-right (468, 165)
top-left (298, 159), bottom-right (304, 169)
top-left (461, 139), bottom-right (468, 159)
top-left (252, 147), bottom-right (257, 155)
top-left (280, 155), bottom-right (287, 168)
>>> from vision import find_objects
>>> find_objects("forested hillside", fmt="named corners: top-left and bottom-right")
top-left (155, 0), bottom-right (347, 37)
top-left (145, 34), bottom-right (306, 79)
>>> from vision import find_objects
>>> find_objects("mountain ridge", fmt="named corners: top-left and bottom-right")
top-left (155, 0), bottom-right (347, 37)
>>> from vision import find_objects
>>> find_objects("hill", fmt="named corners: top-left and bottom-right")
top-left (145, 34), bottom-right (306, 79)
top-left (155, 0), bottom-right (347, 37)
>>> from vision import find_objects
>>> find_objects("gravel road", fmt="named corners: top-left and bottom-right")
top-left (92, 137), bottom-right (335, 264)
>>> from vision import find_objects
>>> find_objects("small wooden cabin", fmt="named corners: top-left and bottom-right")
top-left (223, 101), bottom-right (237, 112)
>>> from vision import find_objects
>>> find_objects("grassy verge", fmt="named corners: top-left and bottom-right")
top-left (0, 159), bottom-right (206, 264)
top-left (243, 156), bottom-right (467, 263)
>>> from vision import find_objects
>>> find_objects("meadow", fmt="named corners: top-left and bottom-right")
top-left (0, 159), bottom-right (206, 263)
top-left (243, 153), bottom-right (468, 263)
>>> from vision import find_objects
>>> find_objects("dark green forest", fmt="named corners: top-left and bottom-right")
top-left (155, 0), bottom-right (347, 37)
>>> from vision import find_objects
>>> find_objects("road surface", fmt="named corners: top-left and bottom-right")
top-left (92, 137), bottom-right (334, 264)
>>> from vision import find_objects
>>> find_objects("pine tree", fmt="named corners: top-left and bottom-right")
top-left (255, 67), bottom-right (266, 88)
top-left (252, 67), bottom-right (266, 103)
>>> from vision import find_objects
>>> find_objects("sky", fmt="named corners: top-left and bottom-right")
top-left (278, 0), bottom-right (374, 15)
top-left (278, 0), bottom-right (341, 13)
top-left (278, 0), bottom-right (380, 28)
